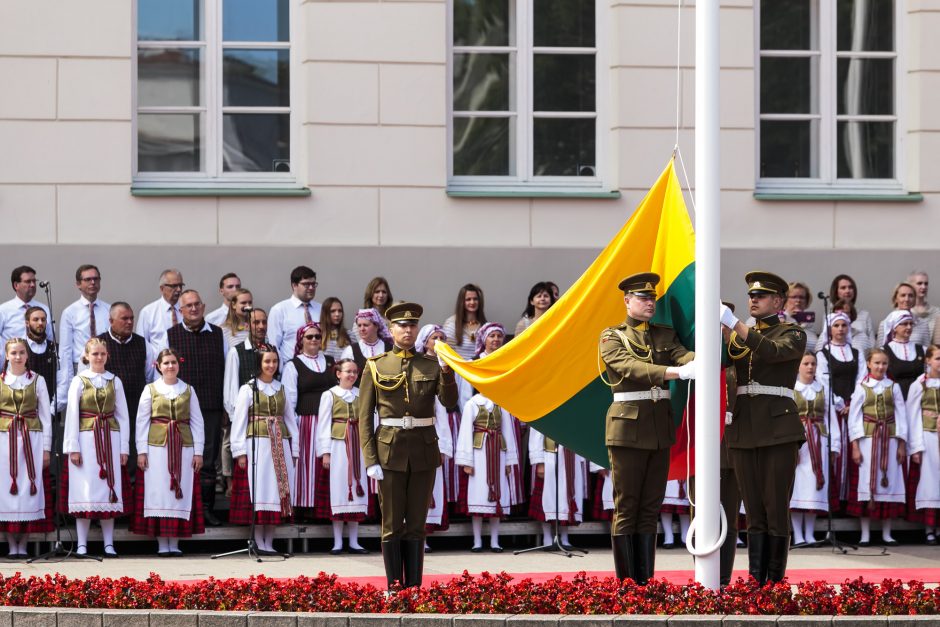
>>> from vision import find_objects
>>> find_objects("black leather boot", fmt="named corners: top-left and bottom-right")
top-left (719, 530), bottom-right (737, 586)
top-left (747, 532), bottom-right (769, 585)
top-left (766, 534), bottom-right (789, 583)
top-left (201, 484), bottom-right (222, 527)
top-left (381, 540), bottom-right (403, 590)
top-left (401, 539), bottom-right (424, 588)
top-left (611, 535), bottom-right (635, 581)
top-left (633, 533), bottom-right (657, 585)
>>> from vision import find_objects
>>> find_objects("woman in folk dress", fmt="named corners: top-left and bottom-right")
top-left (0, 339), bottom-right (53, 558)
top-left (847, 348), bottom-right (912, 546)
top-left (659, 480), bottom-right (691, 549)
top-left (790, 352), bottom-right (842, 547)
top-left (62, 338), bottom-right (131, 557)
top-left (131, 348), bottom-right (205, 556)
top-left (316, 358), bottom-right (370, 554)
top-left (528, 427), bottom-right (587, 550)
top-left (904, 345), bottom-right (940, 544)
top-left (230, 346), bottom-right (299, 555)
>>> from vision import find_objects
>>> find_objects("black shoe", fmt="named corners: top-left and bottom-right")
top-left (790, 541), bottom-right (808, 549)
top-left (883, 539), bottom-right (899, 547)
top-left (490, 546), bottom-right (504, 553)
top-left (203, 507), bottom-right (222, 527)
top-left (858, 540), bottom-right (871, 547)
top-left (381, 540), bottom-right (403, 590)
top-left (470, 545), bottom-right (483, 553)
top-left (158, 551), bottom-right (172, 558)
top-left (256, 548), bottom-right (279, 556)
top-left (927, 533), bottom-right (938, 546)
top-left (661, 542), bottom-right (676, 550)
top-left (170, 550), bottom-right (184, 557)
top-left (348, 546), bottom-right (369, 555)
top-left (330, 548), bottom-right (344, 555)
top-left (633, 534), bottom-right (656, 585)
top-left (103, 545), bottom-right (119, 559)
top-left (423, 545), bottom-right (432, 554)
top-left (611, 535), bottom-right (635, 581)
top-left (766, 535), bottom-right (789, 583)
top-left (560, 543), bottom-right (575, 551)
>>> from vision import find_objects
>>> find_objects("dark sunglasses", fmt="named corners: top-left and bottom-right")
top-left (304, 334), bottom-right (322, 340)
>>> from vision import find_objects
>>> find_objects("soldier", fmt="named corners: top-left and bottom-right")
top-left (358, 302), bottom-right (457, 590)
top-left (600, 272), bottom-right (696, 585)
top-left (720, 271), bottom-right (807, 585)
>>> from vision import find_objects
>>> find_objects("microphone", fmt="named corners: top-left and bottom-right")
top-left (817, 291), bottom-right (828, 300)
top-left (39, 281), bottom-right (50, 288)
top-left (242, 306), bottom-right (254, 312)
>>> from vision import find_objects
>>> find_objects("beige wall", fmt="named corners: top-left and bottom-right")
top-left (0, 1), bottom-right (937, 252)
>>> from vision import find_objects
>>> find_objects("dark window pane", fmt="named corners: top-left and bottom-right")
top-left (137, 48), bottom-right (202, 107)
top-left (534, 54), bottom-right (595, 112)
top-left (534, 0), bottom-right (594, 47)
top-left (453, 53), bottom-right (511, 111)
top-left (838, 0), bottom-right (893, 52)
top-left (837, 58), bottom-right (893, 115)
top-left (454, 0), bottom-right (510, 47)
top-left (760, 57), bottom-right (813, 114)
top-left (223, 49), bottom-right (290, 107)
top-left (223, 113), bottom-right (290, 172)
top-left (138, 113), bottom-right (201, 172)
top-left (533, 118), bottom-right (595, 176)
top-left (760, 120), bottom-right (815, 178)
top-left (138, 0), bottom-right (200, 41)
top-left (837, 121), bottom-right (893, 178)
top-left (223, 0), bottom-right (289, 42)
top-left (453, 117), bottom-right (511, 175)
top-left (760, 0), bottom-right (812, 50)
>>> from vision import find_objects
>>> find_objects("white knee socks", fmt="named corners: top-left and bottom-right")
top-left (332, 521), bottom-right (344, 551)
top-left (791, 513), bottom-right (805, 545)
top-left (489, 518), bottom-right (501, 549)
top-left (541, 522), bottom-right (553, 545)
top-left (157, 536), bottom-right (170, 553)
top-left (6, 533), bottom-right (18, 556)
top-left (348, 522), bottom-right (363, 550)
top-left (76, 518), bottom-right (91, 554)
top-left (803, 513), bottom-right (817, 544)
top-left (101, 519), bottom-right (116, 553)
top-left (679, 514), bottom-right (691, 544)
top-left (661, 513), bottom-right (675, 544)
top-left (254, 525), bottom-right (266, 551)
top-left (471, 516), bottom-right (483, 549)
top-left (881, 518), bottom-right (894, 543)
top-left (168, 537), bottom-right (180, 553)
top-left (860, 517), bottom-right (871, 544)
top-left (263, 525), bottom-right (276, 551)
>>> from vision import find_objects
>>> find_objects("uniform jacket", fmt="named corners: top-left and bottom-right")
top-left (600, 316), bottom-right (693, 450)
top-left (358, 346), bottom-right (458, 472)
top-left (726, 314), bottom-right (807, 449)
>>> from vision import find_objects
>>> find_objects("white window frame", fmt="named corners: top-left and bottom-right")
top-left (132, 0), bottom-right (301, 188)
top-left (755, 0), bottom-right (905, 196)
top-left (446, 0), bottom-right (610, 194)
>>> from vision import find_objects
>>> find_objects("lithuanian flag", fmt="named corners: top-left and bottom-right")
top-left (435, 159), bottom-right (696, 468)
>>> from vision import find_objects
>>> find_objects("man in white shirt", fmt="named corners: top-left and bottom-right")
top-left (205, 272), bottom-right (242, 327)
top-left (135, 268), bottom-right (185, 354)
top-left (59, 264), bottom-right (111, 376)
top-left (267, 265), bottom-right (322, 364)
top-left (0, 266), bottom-right (52, 342)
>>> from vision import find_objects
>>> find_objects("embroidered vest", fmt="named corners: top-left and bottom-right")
top-left (78, 377), bottom-right (119, 431)
top-left (543, 436), bottom-right (558, 453)
top-left (862, 385), bottom-right (896, 438)
top-left (0, 377), bottom-right (41, 432)
top-left (147, 384), bottom-right (194, 447)
top-left (794, 388), bottom-right (828, 436)
top-left (330, 392), bottom-right (357, 440)
top-left (921, 382), bottom-right (940, 433)
top-left (472, 404), bottom-right (506, 450)
top-left (246, 386), bottom-right (291, 439)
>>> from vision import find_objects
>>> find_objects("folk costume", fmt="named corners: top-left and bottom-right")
top-left (0, 371), bottom-right (54, 556)
top-left (340, 309), bottom-right (391, 386)
top-left (904, 374), bottom-right (937, 533)
top-left (131, 380), bottom-right (206, 552)
top-left (659, 480), bottom-right (691, 549)
top-left (281, 323), bottom-right (335, 520)
top-left (425, 399), bottom-right (455, 537)
top-left (528, 427), bottom-right (587, 548)
top-left (589, 462), bottom-right (614, 521)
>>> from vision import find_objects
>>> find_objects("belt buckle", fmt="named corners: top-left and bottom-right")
top-left (402, 416), bottom-right (414, 430)
top-left (650, 386), bottom-right (662, 402)
top-left (747, 384), bottom-right (758, 397)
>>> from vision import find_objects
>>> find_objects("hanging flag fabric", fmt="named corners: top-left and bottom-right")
top-left (436, 159), bottom-right (697, 469)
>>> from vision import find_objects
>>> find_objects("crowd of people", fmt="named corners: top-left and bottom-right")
top-left (0, 262), bottom-right (939, 562)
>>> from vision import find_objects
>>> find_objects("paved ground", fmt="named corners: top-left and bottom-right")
top-left (3, 538), bottom-right (938, 585)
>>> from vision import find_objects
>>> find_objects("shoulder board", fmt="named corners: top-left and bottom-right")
top-left (366, 352), bottom-right (387, 362)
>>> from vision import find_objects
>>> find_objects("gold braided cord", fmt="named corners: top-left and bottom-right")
top-left (367, 360), bottom-right (406, 392)
top-left (727, 331), bottom-right (751, 361)
top-left (597, 329), bottom-right (652, 388)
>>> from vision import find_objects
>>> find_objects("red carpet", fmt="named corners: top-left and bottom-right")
top-left (333, 568), bottom-right (940, 587)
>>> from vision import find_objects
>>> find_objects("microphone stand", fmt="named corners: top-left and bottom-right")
top-left (814, 293), bottom-right (858, 555)
top-left (515, 439), bottom-right (587, 558)
top-left (30, 281), bottom-right (100, 562)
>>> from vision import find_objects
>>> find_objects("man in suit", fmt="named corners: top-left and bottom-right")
top-left (600, 272), bottom-right (696, 584)
top-left (358, 302), bottom-right (457, 590)
top-left (720, 271), bottom-right (806, 585)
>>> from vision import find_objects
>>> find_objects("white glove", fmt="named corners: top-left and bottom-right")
top-left (366, 464), bottom-right (384, 480)
top-left (667, 360), bottom-right (697, 381)
top-left (433, 340), bottom-right (448, 368)
top-left (719, 303), bottom-right (739, 329)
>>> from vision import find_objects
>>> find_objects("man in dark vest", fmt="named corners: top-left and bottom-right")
top-left (168, 289), bottom-right (226, 526)
top-left (23, 306), bottom-right (61, 408)
top-left (222, 308), bottom-right (268, 497)
top-left (97, 302), bottom-right (156, 479)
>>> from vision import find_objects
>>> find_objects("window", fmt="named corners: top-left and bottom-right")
top-left (448, 0), bottom-right (605, 192)
top-left (134, 0), bottom-right (295, 185)
top-left (757, 0), bottom-right (901, 194)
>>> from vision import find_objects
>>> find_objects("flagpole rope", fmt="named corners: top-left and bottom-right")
top-left (682, 381), bottom-right (728, 557)
top-left (675, 0), bottom-right (682, 151)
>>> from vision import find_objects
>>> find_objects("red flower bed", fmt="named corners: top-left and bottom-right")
top-left (0, 571), bottom-right (938, 614)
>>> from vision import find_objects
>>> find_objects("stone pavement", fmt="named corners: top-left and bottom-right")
top-left (2, 540), bottom-right (938, 584)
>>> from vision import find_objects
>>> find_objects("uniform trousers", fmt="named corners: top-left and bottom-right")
top-left (608, 445), bottom-right (670, 535)
top-left (729, 443), bottom-right (799, 536)
top-left (379, 466), bottom-right (435, 542)
top-left (199, 409), bottom-right (224, 501)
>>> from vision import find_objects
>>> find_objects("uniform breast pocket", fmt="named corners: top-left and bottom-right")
top-left (413, 374), bottom-right (436, 395)
top-left (377, 427), bottom-right (395, 466)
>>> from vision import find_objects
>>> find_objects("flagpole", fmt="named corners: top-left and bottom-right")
top-left (693, 0), bottom-right (721, 589)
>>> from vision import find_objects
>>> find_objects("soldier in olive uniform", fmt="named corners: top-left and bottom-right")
top-left (358, 302), bottom-right (457, 590)
top-left (719, 271), bottom-right (806, 585)
top-left (600, 273), bottom-right (697, 584)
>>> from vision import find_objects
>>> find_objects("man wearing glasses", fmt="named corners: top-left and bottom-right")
top-left (136, 269), bottom-right (185, 353)
top-left (168, 289), bottom-right (228, 526)
top-left (268, 266), bottom-right (322, 365)
top-left (59, 264), bottom-right (110, 375)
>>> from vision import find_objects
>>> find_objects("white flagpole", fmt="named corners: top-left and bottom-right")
top-left (693, 0), bottom-right (721, 588)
